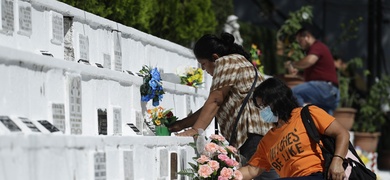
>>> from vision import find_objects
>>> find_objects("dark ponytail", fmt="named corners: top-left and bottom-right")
top-left (193, 32), bottom-right (251, 62)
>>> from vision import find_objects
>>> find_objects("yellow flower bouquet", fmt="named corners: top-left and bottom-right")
top-left (179, 67), bottom-right (204, 88)
top-left (146, 106), bottom-right (178, 136)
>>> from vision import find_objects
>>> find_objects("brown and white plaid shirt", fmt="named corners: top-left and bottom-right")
top-left (211, 54), bottom-right (273, 149)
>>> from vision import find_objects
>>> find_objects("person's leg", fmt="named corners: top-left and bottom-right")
top-left (239, 134), bottom-right (279, 180)
top-left (292, 81), bottom-right (339, 115)
top-left (276, 172), bottom-right (323, 180)
top-left (290, 82), bottom-right (311, 106)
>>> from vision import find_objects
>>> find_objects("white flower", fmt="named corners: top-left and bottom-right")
top-left (302, 12), bottom-right (309, 20)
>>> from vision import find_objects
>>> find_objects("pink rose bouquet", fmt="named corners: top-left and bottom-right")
top-left (178, 134), bottom-right (243, 180)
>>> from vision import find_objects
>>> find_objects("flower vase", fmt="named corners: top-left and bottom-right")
top-left (155, 125), bottom-right (170, 136)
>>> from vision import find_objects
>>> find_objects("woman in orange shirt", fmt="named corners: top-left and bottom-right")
top-left (239, 78), bottom-right (350, 180)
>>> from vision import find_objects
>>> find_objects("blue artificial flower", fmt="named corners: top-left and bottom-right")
top-left (150, 68), bottom-right (161, 80)
top-left (149, 79), bottom-right (159, 90)
top-left (141, 95), bottom-right (150, 102)
top-left (139, 66), bottom-right (164, 107)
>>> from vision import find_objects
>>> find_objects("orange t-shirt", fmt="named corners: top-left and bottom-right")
top-left (248, 105), bottom-right (334, 177)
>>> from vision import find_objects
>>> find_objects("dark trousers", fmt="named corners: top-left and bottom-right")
top-left (239, 133), bottom-right (280, 180)
top-left (276, 173), bottom-right (323, 180)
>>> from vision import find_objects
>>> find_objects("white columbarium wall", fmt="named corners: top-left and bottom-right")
top-left (0, 0), bottom-right (214, 179)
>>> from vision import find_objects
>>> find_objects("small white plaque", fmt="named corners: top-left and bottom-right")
top-left (52, 103), bottom-right (65, 133)
top-left (19, 117), bottom-right (41, 132)
top-left (113, 107), bottom-right (122, 135)
top-left (113, 31), bottom-right (122, 71)
top-left (49, 10), bottom-right (63, 45)
top-left (103, 53), bottom-right (111, 69)
top-left (123, 150), bottom-right (134, 180)
top-left (78, 34), bottom-right (89, 60)
top-left (94, 152), bottom-right (106, 180)
top-left (179, 149), bottom-right (187, 172)
top-left (37, 120), bottom-right (61, 133)
top-left (1, 0), bottom-right (14, 34)
top-left (17, 1), bottom-right (31, 36)
top-left (68, 75), bottom-right (82, 135)
top-left (0, 116), bottom-right (21, 132)
top-left (159, 148), bottom-right (169, 177)
top-left (186, 96), bottom-right (191, 115)
top-left (135, 111), bottom-right (143, 134)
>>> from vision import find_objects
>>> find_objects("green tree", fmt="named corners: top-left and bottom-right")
top-left (211, 0), bottom-right (234, 34)
top-left (58, 0), bottom-right (218, 47)
top-left (240, 22), bottom-right (277, 75)
top-left (276, 5), bottom-right (313, 62)
top-left (151, 0), bottom-right (217, 47)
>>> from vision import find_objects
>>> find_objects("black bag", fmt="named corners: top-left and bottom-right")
top-left (301, 105), bottom-right (377, 180)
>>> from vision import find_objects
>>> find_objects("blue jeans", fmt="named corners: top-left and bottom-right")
top-left (240, 134), bottom-right (279, 180)
top-left (292, 81), bottom-right (340, 115)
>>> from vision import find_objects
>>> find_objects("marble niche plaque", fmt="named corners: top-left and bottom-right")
top-left (68, 75), bottom-right (82, 135)
top-left (103, 53), bottom-right (111, 69)
top-left (113, 107), bottom-right (122, 135)
top-left (19, 117), bottom-right (41, 132)
top-left (186, 95), bottom-right (192, 115)
top-left (159, 148), bottom-right (169, 177)
top-left (17, 0), bottom-right (31, 37)
top-left (49, 10), bottom-right (63, 45)
top-left (98, 109), bottom-right (107, 135)
top-left (52, 103), bottom-right (66, 133)
top-left (1, 0), bottom-right (14, 35)
top-left (123, 150), bottom-right (134, 180)
top-left (126, 123), bottom-right (140, 134)
top-left (0, 116), bottom-right (21, 132)
top-left (135, 110), bottom-right (143, 135)
top-left (94, 152), bottom-right (106, 180)
top-left (113, 31), bottom-right (122, 72)
top-left (37, 120), bottom-right (60, 133)
top-left (78, 33), bottom-right (89, 61)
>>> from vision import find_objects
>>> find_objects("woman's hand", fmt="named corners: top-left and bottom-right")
top-left (327, 157), bottom-right (346, 180)
top-left (238, 165), bottom-right (265, 180)
top-left (176, 128), bottom-right (198, 137)
top-left (168, 120), bottom-right (184, 132)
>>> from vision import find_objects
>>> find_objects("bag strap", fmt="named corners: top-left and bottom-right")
top-left (301, 105), bottom-right (321, 144)
top-left (229, 67), bottom-right (258, 146)
top-left (300, 105), bottom-right (365, 165)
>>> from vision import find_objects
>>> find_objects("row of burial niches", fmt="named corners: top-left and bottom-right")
top-left (1, 0), bottom-right (143, 73)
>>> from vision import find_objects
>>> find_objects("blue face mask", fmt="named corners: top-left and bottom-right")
top-left (260, 106), bottom-right (278, 123)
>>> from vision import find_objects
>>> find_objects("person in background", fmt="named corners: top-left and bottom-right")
top-left (239, 77), bottom-right (350, 180)
top-left (285, 26), bottom-right (340, 115)
top-left (169, 32), bottom-right (279, 180)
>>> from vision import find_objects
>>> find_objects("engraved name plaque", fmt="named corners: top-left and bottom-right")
top-left (94, 152), bottom-right (106, 180)
top-left (78, 34), bottom-right (89, 60)
top-left (123, 150), bottom-right (134, 180)
top-left (113, 31), bottom-right (122, 71)
top-left (1, 0), bottom-right (14, 34)
top-left (17, 1), bottom-right (32, 36)
top-left (103, 53), bottom-right (111, 69)
top-left (49, 10), bottom-right (63, 45)
top-left (113, 107), bottom-right (122, 135)
top-left (68, 75), bottom-right (82, 135)
top-left (52, 103), bottom-right (65, 133)
top-left (37, 120), bottom-right (60, 133)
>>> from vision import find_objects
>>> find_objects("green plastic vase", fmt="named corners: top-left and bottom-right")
top-left (155, 125), bottom-right (170, 136)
